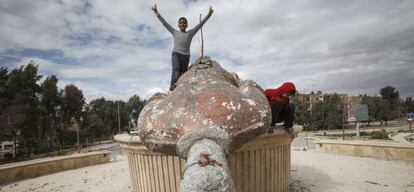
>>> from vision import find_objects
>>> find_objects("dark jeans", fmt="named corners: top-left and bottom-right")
top-left (271, 101), bottom-right (295, 130)
top-left (170, 52), bottom-right (190, 91)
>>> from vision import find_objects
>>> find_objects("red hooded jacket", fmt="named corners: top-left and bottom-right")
top-left (264, 82), bottom-right (296, 106)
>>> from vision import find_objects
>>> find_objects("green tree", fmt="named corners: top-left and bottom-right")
top-left (0, 67), bottom-right (10, 138)
top-left (310, 101), bottom-right (324, 130)
top-left (61, 84), bottom-right (85, 147)
top-left (86, 95), bottom-right (146, 139)
top-left (379, 86), bottom-right (400, 125)
top-left (89, 97), bottom-right (115, 137)
top-left (291, 96), bottom-right (311, 130)
top-left (307, 94), bottom-right (344, 130)
top-left (323, 94), bottom-right (344, 130)
top-left (1, 62), bottom-right (150, 156)
top-left (126, 95), bottom-right (146, 128)
top-left (39, 75), bottom-right (63, 148)
top-left (62, 84), bottom-right (85, 124)
top-left (83, 112), bottom-right (105, 140)
top-left (6, 62), bottom-right (42, 156)
top-left (117, 100), bottom-right (128, 133)
top-left (377, 99), bottom-right (391, 126)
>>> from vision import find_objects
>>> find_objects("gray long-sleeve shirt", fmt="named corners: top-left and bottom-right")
top-left (156, 13), bottom-right (211, 55)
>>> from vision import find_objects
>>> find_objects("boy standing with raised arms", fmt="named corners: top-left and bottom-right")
top-left (151, 4), bottom-right (214, 91)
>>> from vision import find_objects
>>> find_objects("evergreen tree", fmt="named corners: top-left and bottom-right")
top-left (6, 62), bottom-right (42, 155)
top-left (291, 96), bottom-right (311, 130)
top-left (126, 95), bottom-right (146, 128)
top-left (61, 84), bottom-right (85, 147)
top-left (379, 86), bottom-right (400, 125)
top-left (39, 75), bottom-right (63, 148)
top-left (0, 67), bottom-right (10, 138)
top-left (324, 94), bottom-right (344, 130)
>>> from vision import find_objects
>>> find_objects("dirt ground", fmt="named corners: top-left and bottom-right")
top-left (289, 150), bottom-right (414, 192)
top-left (0, 156), bottom-right (132, 192)
top-left (1, 151), bottom-right (413, 192)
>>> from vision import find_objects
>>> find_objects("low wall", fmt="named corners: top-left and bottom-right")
top-left (115, 126), bottom-right (301, 192)
top-left (0, 151), bottom-right (111, 185)
top-left (315, 140), bottom-right (414, 161)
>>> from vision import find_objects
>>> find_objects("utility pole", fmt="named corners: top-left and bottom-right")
top-left (13, 129), bottom-right (17, 157)
top-left (305, 122), bottom-right (309, 149)
top-left (322, 102), bottom-right (325, 130)
top-left (342, 105), bottom-right (346, 140)
top-left (76, 119), bottom-right (81, 153)
top-left (118, 100), bottom-right (121, 134)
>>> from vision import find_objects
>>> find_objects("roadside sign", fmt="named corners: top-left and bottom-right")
top-left (348, 105), bottom-right (356, 122)
top-left (407, 112), bottom-right (414, 130)
top-left (407, 112), bottom-right (414, 121)
top-left (356, 104), bottom-right (369, 121)
top-left (348, 104), bottom-right (369, 122)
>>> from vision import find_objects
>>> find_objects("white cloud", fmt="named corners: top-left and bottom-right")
top-left (1, 0), bottom-right (414, 102)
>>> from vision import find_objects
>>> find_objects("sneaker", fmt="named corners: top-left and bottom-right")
top-left (267, 128), bottom-right (274, 134)
top-left (169, 84), bottom-right (176, 92)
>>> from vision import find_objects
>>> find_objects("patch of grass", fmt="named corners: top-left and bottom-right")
top-left (370, 130), bottom-right (390, 140)
top-left (315, 130), bottom-right (391, 140)
top-left (397, 129), bottom-right (414, 133)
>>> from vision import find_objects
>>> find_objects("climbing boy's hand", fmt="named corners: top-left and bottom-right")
top-left (208, 6), bottom-right (214, 15)
top-left (151, 4), bottom-right (159, 16)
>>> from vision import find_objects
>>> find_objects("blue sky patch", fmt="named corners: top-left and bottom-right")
top-left (0, 49), bottom-right (80, 67)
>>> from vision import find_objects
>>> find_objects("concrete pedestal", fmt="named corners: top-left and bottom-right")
top-left (114, 127), bottom-right (301, 192)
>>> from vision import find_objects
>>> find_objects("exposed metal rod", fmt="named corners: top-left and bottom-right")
top-left (199, 14), bottom-right (204, 58)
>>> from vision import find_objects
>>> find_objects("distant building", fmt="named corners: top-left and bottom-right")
top-left (295, 91), bottom-right (378, 110)
top-left (295, 91), bottom-right (325, 111)
top-left (0, 141), bottom-right (15, 158)
top-left (342, 95), bottom-right (363, 105)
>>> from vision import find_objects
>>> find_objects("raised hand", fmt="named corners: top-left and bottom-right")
top-left (208, 6), bottom-right (214, 15)
top-left (151, 4), bottom-right (158, 15)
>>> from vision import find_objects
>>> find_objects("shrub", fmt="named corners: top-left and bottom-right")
top-left (370, 130), bottom-right (389, 140)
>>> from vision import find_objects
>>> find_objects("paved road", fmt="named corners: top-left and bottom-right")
top-left (80, 142), bottom-right (125, 160)
top-left (390, 132), bottom-right (414, 144)
top-left (290, 150), bottom-right (414, 192)
top-left (292, 136), bottom-right (316, 150)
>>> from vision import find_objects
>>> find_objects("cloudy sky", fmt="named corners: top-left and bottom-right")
top-left (1, 0), bottom-right (413, 102)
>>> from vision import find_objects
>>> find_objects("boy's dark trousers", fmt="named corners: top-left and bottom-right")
top-left (270, 101), bottom-right (295, 130)
top-left (170, 52), bottom-right (190, 91)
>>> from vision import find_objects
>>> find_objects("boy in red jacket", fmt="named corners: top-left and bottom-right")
top-left (264, 82), bottom-right (296, 136)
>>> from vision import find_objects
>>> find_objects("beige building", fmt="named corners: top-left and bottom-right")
top-left (0, 141), bottom-right (15, 158)
top-left (341, 95), bottom-right (363, 105)
top-left (295, 91), bottom-right (376, 110)
top-left (295, 91), bottom-right (325, 111)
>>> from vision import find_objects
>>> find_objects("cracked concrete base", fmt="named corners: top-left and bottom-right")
top-left (176, 128), bottom-right (231, 158)
top-left (179, 139), bottom-right (234, 192)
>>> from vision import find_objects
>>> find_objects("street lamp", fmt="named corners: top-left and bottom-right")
top-left (118, 101), bottom-right (121, 134)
